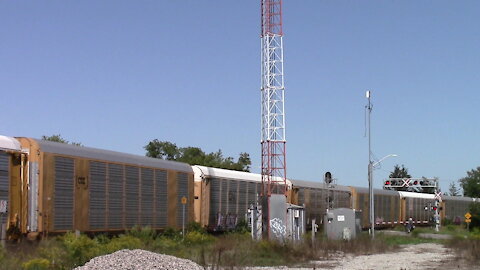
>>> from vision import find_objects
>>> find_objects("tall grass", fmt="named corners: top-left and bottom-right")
top-left (446, 228), bottom-right (480, 262)
top-left (2, 224), bottom-right (477, 269)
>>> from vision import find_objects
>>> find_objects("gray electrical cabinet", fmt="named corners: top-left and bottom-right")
top-left (324, 208), bottom-right (361, 240)
top-left (249, 194), bottom-right (305, 241)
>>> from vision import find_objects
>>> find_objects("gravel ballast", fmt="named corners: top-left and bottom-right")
top-left (74, 249), bottom-right (203, 270)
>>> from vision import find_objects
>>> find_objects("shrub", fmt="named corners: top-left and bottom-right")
top-left (22, 258), bottom-right (50, 270)
top-left (161, 227), bottom-right (181, 239)
top-left (127, 226), bottom-right (156, 245)
top-left (60, 232), bottom-right (102, 267)
top-left (187, 222), bottom-right (206, 234)
top-left (469, 202), bottom-right (480, 230)
top-left (446, 224), bottom-right (456, 232)
top-left (106, 235), bottom-right (143, 253)
top-left (185, 231), bottom-right (215, 245)
top-left (152, 236), bottom-right (181, 252)
top-left (233, 220), bottom-right (250, 234)
top-left (36, 237), bottom-right (73, 268)
top-left (0, 246), bottom-right (6, 263)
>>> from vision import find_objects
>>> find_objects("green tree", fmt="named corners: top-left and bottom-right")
top-left (144, 139), bottom-right (179, 160)
top-left (448, 181), bottom-right (460, 196)
top-left (389, 164), bottom-right (412, 178)
top-left (42, 134), bottom-right (82, 146)
top-left (144, 140), bottom-right (251, 172)
top-left (459, 167), bottom-right (480, 198)
top-left (468, 202), bottom-right (480, 230)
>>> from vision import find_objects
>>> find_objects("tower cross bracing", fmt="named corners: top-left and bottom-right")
top-left (260, 0), bottom-right (286, 197)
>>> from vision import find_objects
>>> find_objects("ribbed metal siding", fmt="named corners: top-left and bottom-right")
top-left (227, 180), bottom-right (237, 215)
top-left (0, 152), bottom-right (9, 226)
top-left (446, 200), bottom-right (470, 222)
top-left (125, 166), bottom-right (139, 228)
top-left (335, 190), bottom-right (351, 209)
top-left (177, 172), bottom-right (189, 227)
top-left (406, 197), bottom-right (430, 222)
top-left (141, 168), bottom-right (154, 226)
top-left (209, 178), bottom-right (221, 226)
top-left (247, 182), bottom-right (258, 207)
top-left (238, 181), bottom-right (248, 222)
top-left (155, 170), bottom-right (167, 227)
top-left (54, 157), bottom-right (74, 230)
top-left (89, 162), bottom-right (107, 229)
top-left (108, 164), bottom-right (123, 229)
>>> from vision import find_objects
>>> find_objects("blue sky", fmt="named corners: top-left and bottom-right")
top-left (1, 1), bottom-right (479, 192)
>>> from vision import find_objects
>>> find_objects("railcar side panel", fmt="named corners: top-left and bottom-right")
top-left (18, 138), bottom-right (194, 234)
top-left (155, 169), bottom-right (168, 228)
top-left (176, 172), bottom-right (190, 228)
top-left (294, 185), bottom-right (351, 227)
top-left (403, 197), bottom-right (431, 224)
top-left (208, 177), bottom-right (260, 230)
top-left (443, 197), bottom-right (473, 223)
top-left (89, 161), bottom-right (106, 230)
top-left (0, 152), bottom-right (10, 232)
top-left (353, 187), bottom-right (401, 228)
top-left (107, 163), bottom-right (123, 229)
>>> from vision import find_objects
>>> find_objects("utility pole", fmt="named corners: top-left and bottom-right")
top-left (260, 0), bottom-right (287, 240)
top-left (366, 90), bottom-right (374, 238)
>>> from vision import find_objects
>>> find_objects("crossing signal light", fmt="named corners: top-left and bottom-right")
top-left (325, 172), bottom-right (332, 184)
top-left (385, 180), bottom-right (391, 185)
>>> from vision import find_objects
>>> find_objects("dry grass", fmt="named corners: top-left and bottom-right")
top-left (0, 227), bottom-right (450, 269)
top-left (446, 236), bottom-right (480, 262)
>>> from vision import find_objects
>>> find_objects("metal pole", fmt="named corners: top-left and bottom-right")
top-left (366, 91), bottom-right (374, 238)
top-left (182, 203), bottom-right (185, 239)
top-left (311, 218), bottom-right (316, 246)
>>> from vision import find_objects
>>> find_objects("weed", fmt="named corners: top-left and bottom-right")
top-left (22, 258), bottom-right (50, 270)
top-left (60, 232), bottom-right (102, 267)
top-left (106, 235), bottom-right (143, 253)
top-left (186, 222), bottom-right (206, 234)
top-left (127, 226), bottom-right (156, 246)
top-left (447, 236), bottom-right (480, 262)
top-left (185, 231), bottom-right (215, 245)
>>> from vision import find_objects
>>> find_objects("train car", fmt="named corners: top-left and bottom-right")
top-left (442, 195), bottom-right (475, 224)
top-left (290, 179), bottom-right (351, 227)
top-left (193, 165), bottom-right (290, 231)
top-left (351, 187), bottom-right (401, 228)
top-left (0, 136), bottom-right (28, 240)
top-left (399, 191), bottom-right (437, 225)
top-left (17, 137), bottom-right (194, 238)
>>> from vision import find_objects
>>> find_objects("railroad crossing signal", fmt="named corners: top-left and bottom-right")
top-left (384, 177), bottom-right (438, 193)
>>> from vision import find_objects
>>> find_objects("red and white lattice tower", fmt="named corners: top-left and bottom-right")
top-left (260, 0), bottom-right (287, 198)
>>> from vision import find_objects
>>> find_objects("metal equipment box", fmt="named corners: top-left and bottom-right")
top-left (324, 208), bottom-right (361, 240)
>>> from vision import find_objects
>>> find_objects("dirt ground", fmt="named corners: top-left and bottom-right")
top-left (248, 243), bottom-right (478, 270)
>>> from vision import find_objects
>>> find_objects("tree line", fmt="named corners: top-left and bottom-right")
top-left (144, 139), bottom-right (251, 172)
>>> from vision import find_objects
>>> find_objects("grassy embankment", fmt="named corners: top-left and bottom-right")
top-left (1, 223), bottom-right (479, 270)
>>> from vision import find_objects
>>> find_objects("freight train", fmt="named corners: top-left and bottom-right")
top-left (0, 135), bottom-right (476, 240)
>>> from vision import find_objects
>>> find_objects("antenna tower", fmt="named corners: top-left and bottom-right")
top-left (260, 0), bottom-right (287, 198)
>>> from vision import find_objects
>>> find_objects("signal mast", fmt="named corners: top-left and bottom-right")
top-left (260, 0), bottom-right (287, 238)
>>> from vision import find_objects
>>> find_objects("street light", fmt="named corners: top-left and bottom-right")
top-left (372, 154), bottom-right (398, 168)
top-left (366, 90), bottom-right (398, 238)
